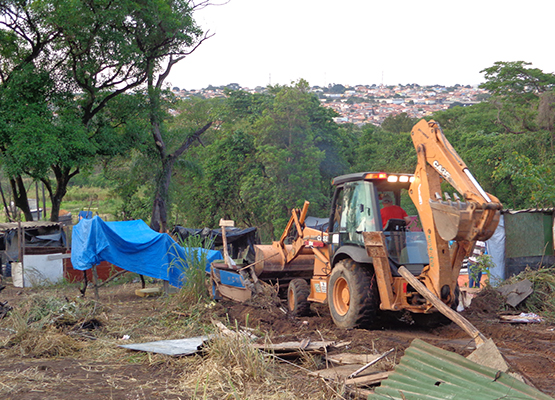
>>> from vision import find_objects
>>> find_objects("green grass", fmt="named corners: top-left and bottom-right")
top-left (0, 185), bottom-right (122, 223)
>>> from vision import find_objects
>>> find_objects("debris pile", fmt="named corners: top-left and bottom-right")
top-left (0, 293), bottom-right (104, 357)
top-left (500, 266), bottom-right (555, 323)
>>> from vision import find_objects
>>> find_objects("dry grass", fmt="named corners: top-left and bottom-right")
top-left (1, 292), bottom-right (102, 358)
top-left (178, 330), bottom-right (347, 400)
top-left (0, 283), bottom-right (346, 399)
top-left (5, 327), bottom-right (85, 357)
top-left (0, 365), bottom-right (64, 397)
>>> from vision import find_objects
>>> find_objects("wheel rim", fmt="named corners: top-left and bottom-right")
top-left (333, 276), bottom-right (350, 316)
top-left (288, 287), bottom-right (295, 311)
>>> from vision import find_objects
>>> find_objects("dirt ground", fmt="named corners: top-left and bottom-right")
top-left (224, 287), bottom-right (555, 396)
top-left (1, 282), bottom-right (554, 399)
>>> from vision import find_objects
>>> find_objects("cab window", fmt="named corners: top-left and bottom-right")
top-left (332, 181), bottom-right (379, 245)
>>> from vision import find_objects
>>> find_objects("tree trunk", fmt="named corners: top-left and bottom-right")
top-left (150, 158), bottom-right (174, 233)
top-left (146, 59), bottom-right (211, 233)
top-left (44, 165), bottom-right (78, 222)
top-left (50, 191), bottom-right (63, 222)
top-left (9, 175), bottom-right (34, 221)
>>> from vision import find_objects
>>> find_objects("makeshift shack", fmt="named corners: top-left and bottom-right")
top-left (0, 221), bottom-right (67, 287)
top-left (71, 216), bottom-right (222, 287)
top-left (503, 208), bottom-right (554, 277)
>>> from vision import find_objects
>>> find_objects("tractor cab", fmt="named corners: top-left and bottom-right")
top-left (328, 172), bottom-right (429, 274)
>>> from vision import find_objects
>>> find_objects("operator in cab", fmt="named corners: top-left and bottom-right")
top-left (380, 194), bottom-right (411, 229)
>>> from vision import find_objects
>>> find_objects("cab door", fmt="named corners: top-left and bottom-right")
top-left (328, 180), bottom-right (380, 257)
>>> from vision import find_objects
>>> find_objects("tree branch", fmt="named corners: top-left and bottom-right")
top-left (170, 122), bottom-right (213, 160)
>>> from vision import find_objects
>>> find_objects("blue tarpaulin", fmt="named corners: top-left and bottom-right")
top-left (71, 216), bottom-right (222, 288)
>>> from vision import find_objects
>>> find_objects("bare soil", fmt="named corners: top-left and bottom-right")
top-left (1, 283), bottom-right (554, 399)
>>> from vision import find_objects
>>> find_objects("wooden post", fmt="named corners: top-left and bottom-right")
top-left (18, 221), bottom-right (24, 287)
top-left (42, 183), bottom-right (47, 221)
top-left (35, 182), bottom-right (40, 220)
top-left (219, 219), bottom-right (235, 267)
top-left (397, 266), bottom-right (486, 346)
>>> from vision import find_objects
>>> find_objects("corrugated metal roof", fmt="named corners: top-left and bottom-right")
top-left (368, 339), bottom-right (552, 400)
top-left (503, 208), bottom-right (555, 215)
top-left (0, 221), bottom-right (61, 232)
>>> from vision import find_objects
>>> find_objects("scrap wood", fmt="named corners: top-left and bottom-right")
top-left (398, 266), bottom-right (487, 346)
top-left (397, 266), bottom-right (514, 376)
top-left (348, 348), bottom-right (394, 379)
top-left (345, 386), bottom-right (373, 400)
top-left (345, 371), bottom-right (391, 386)
top-left (309, 364), bottom-right (377, 380)
top-left (500, 313), bottom-right (543, 323)
top-left (266, 353), bottom-right (349, 400)
top-left (327, 353), bottom-right (382, 365)
top-left (265, 350), bottom-right (325, 357)
top-left (332, 340), bottom-right (351, 349)
top-left (212, 320), bottom-right (257, 340)
top-left (135, 287), bottom-right (162, 297)
top-left (253, 340), bottom-right (334, 353)
top-left (309, 366), bottom-right (390, 387)
top-left (309, 367), bottom-right (389, 385)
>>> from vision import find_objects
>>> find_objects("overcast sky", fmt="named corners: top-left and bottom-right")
top-left (168, 0), bottom-right (555, 90)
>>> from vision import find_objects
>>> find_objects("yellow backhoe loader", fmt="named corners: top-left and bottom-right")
top-left (210, 119), bottom-right (502, 329)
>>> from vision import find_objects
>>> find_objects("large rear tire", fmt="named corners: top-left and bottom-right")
top-left (328, 259), bottom-right (379, 329)
top-left (287, 278), bottom-right (311, 316)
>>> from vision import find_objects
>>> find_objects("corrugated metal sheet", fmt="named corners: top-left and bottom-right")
top-left (503, 208), bottom-right (555, 214)
top-left (504, 213), bottom-right (553, 258)
top-left (0, 221), bottom-right (61, 232)
top-left (368, 339), bottom-right (552, 400)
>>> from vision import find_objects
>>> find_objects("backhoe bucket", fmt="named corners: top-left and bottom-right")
top-left (430, 200), bottom-right (500, 242)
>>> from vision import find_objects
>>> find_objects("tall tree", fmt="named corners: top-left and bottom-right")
top-left (125, 0), bottom-right (213, 232)
top-left (0, 0), bottom-right (211, 222)
top-left (480, 61), bottom-right (555, 134)
top-left (0, 0), bottom-right (61, 220)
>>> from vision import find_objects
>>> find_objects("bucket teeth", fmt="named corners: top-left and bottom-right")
top-left (444, 192), bottom-right (452, 201)
top-left (453, 193), bottom-right (460, 201)
top-left (434, 192), bottom-right (442, 200)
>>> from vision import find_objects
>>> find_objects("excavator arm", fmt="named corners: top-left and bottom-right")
top-left (408, 119), bottom-right (502, 300)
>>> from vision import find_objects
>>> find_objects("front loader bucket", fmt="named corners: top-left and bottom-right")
top-left (253, 244), bottom-right (315, 283)
top-left (430, 200), bottom-right (501, 242)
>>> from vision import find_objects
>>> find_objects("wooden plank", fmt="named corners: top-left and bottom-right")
top-left (326, 353), bottom-right (381, 365)
top-left (309, 365), bottom-right (376, 379)
top-left (345, 371), bottom-right (391, 386)
top-left (253, 340), bottom-right (334, 352)
top-left (219, 219), bottom-right (235, 227)
top-left (397, 266), bottom-right (487, 346)
top-left (135, 287), bottom-right (162, 297)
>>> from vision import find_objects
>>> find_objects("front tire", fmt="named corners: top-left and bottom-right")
top-left (328, 259), bottom-right (379, 329)
top-left (287, 279), bottom-right (311, 316)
